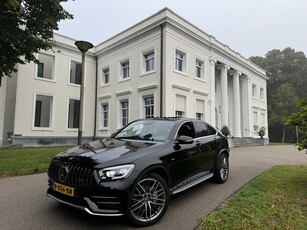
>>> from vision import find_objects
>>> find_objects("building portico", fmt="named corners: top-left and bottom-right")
top-left (212, 59), bottom-right (267, 139)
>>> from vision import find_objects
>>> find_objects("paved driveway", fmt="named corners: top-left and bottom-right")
top-left (0, 145), bottom-right (306, 230)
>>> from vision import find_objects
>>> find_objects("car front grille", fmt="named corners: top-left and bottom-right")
top-left (48, 160), bottom-right (94, 187)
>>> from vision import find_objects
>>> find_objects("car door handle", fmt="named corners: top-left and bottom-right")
top-left (195, 141), bottom-right (201, 146)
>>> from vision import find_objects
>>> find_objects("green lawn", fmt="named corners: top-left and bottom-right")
top-left (201, 165), bottom-right (307, 230)
top-left (268, 142), bottom-right (294, 145)
top-left (0, 146), bottom-right (70, 177)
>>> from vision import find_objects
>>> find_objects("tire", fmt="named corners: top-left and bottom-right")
top-left (213, 153), bottom-right (229, 183)
top-left (127, 173), bottom-right (169, 227)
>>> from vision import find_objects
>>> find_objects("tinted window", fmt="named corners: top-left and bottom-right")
top-left (194, 122), bottom-right (209, 137)
top-left (207, 125), bottom-right (217, 135)
top-left (177, 122), bottom-right (195, 138)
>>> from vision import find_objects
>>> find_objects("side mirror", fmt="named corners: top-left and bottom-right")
top-left (178, 135), bottom-right (194, 144)
top-left (173, 135), bottom-right (194, 150)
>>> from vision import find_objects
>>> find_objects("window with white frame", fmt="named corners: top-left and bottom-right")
top-left (70, 60), bottom-right (82, 85)
top-left (120, 100), bottom-right (129, 126)
top-left (120, 60), bottom-right (130, 79)
top-left (101, 103), bottom-right (109, 128)
top-left (253, 111), bottom-right (258, 132)
top-left (260, 87), bottom-right (264, 100)
top-left (195, 59), bottom-right (204, 79)
top-left (37, 53), bottom-right (54, 80)
top-left (143, 51), bottom-right (155, 72)
top-left (102, 67), bottom-right (110, 85)
top-left (261, 112), bottom-right (266, 127)
top-left (175, 49), bottom-right (186, 72)
top-left (68, 99), bottom-right (80, 129)
top-left (175, 110), bottom-right (185, 118)
top-left (175, 94), bottom-right (186, 118)
top-left (143, 95), bottom-right (154, 118)
top-left (195, 99), bottom-right (205, 120)
top-left (196, 113), bottom-right (203, 120)
top-left (34, 94), bottom-right (53, 128)
top-left (252, 84), bottom-right (257, 98)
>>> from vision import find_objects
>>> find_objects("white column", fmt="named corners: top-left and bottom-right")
top-left (210, 57), bottom-right (216, 127)
top-left (241, 75), bottom-right (252, 137)
top-left (233, 71), bottom-right (242, 137)
top-left (220, 64), bottom-right (230, 127)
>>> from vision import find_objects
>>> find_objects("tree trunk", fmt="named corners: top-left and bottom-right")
top-left (282, 127), bottom-right (286, 143)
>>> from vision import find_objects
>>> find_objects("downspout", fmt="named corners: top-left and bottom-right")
top-left (160, 23), bottom-right (164, 117)
top-left (93, 56), bottom-right (98, 140)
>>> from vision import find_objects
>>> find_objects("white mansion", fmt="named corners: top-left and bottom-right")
top-left (0, 8), bottom-right (268, 146)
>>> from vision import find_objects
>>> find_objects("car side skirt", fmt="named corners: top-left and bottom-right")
top-left (170, 171), bottom-right (213, 195)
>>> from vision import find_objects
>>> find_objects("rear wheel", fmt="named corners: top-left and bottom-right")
top-left (127, 173), bottom-right (169, 226)
top-left (213, 153), bottom-right (229, 183)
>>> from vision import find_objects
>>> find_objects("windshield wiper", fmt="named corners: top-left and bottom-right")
top-left (79, 143), bottom-right (97, 154)
top-left (116, 133), bottom-right (156, 141)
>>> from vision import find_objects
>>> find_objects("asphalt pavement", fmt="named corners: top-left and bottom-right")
top-left (0, 145), bottom-right (306, 230)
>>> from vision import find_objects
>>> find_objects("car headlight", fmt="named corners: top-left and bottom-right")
top-left (98, 164), bottom-right (135, 180)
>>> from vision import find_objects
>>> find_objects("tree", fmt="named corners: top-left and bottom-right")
top-left (250, 48), bottom-right (307, 98)
top-left (287, 98), bottom-right (307, 152)
top-left (250, 48), bottom-right (307, 142)
top-left (0, 0), bottom-right (73, 85)
top-left (269, 83), bottom-right (298, 142)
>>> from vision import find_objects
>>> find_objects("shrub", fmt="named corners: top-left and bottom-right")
top-left (258, 127), bottom-right (266, 138)
top-left (221, 125), bottom-right (230, 137)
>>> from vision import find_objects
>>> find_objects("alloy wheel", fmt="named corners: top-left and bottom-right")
top-left (130, 177), bottom-right (167, 223)
top-left (219, 156), bottom-right (229, 181)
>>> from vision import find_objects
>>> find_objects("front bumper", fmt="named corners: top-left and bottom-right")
top-left (46, 178), bottom-right (133, 216)
top-left (47, 188), bottom-right (123, 216)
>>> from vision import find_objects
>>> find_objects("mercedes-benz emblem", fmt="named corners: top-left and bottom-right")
top-left (58, 166), bottom-right (69, 183)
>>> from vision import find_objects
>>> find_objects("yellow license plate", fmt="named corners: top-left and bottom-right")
top-left (53, 182), bottom-right (75, 197)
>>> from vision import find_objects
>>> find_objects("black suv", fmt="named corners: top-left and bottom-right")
top-left (47, 118), bottom-right (229, 226)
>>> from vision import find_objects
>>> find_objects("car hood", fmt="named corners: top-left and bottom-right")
top-left (54, 138), bottom-right (167, 167)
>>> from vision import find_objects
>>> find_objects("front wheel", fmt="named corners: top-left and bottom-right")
top-left (213, 153), bottom-right (229, 183)
top-left (127, 173), bottom-right (169, 226)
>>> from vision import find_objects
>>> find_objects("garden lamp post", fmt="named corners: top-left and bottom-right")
top-left (75, 40), bottom-right (93, 145)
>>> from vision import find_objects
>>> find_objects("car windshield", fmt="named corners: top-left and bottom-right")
top-left (114, 120), bottom-right (175, 142)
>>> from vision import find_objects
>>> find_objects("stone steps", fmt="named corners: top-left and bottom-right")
top-left (232, 137), bottom-right (267, 147)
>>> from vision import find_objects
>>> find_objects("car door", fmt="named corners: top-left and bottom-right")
top-left (193, 121), bottom-right (219, 171)
top-left (166, 122), bottom-right (201, 185)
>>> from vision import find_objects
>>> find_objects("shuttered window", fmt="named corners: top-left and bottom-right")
top-left (175, 95), bottom-right (186, 117)
top-left (37, 53), bottom-right (54, 80)
top-left (195, 99), bottom-right (205, 120)
top-left (196, 99), bottom-right (204, 113)
top-left (176, 95), bottom-right (186, 112)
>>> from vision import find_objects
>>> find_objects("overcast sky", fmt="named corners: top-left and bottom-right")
top-left (57, 0), bottom-right (307, 58)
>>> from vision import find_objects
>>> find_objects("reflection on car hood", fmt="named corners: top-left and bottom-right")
top-left (54, 138), bottom-right (166, 166)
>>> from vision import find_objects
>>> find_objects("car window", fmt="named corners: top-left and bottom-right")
top-left (194, 122), bottom-right (210, 137)
top-left (207, 124), bottom-right (217, 135)
top-left (177, 122), bottom-right (195, 138)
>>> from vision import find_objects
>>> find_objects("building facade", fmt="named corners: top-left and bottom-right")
top-left (0, 8), bottom-right (268, 146)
